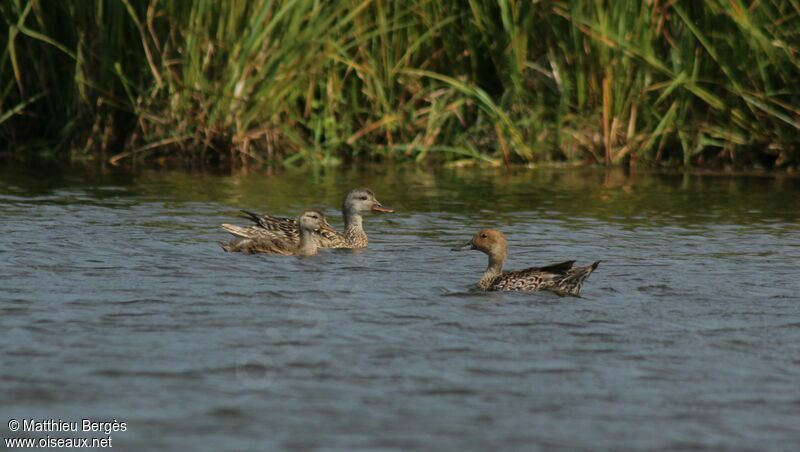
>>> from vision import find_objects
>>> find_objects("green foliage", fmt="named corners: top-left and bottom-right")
top-left (1, 0), bottom-right (798, 167)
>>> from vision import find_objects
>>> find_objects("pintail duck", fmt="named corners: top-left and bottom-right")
top-left (453, 229), bottom-right (599, 296)
top-left (221, 210), bottom-right (335, 256)
top-left (236, 188), bottom-right (393, 249)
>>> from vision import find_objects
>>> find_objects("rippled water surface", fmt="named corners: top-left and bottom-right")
top-left (1, 163), bottom-right (799, 450)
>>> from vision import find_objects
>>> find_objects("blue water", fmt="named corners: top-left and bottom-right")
top-left (1, 165), bottom-right (799, 450)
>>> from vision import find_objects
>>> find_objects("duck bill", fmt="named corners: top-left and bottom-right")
top-left (451, 240), bottom-right (475, 251)
top-left (371, 203), bottom-right (394, 213)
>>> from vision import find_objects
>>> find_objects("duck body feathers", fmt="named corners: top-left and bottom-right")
top-left (221, 210), bottom-right (334, 256)
top-left (487, 260), bottom-right (600, 296)
top-left (238, 210), bottom-right (350, 248)
top-left (220, 236), bottom-right (298, 255)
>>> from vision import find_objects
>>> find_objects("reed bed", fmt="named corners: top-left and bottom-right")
top-left (1, 0), bottom-right (798, 167)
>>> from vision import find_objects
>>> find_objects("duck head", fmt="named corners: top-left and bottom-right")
top-left (343, 188), bottom-right (394, 215)
top-left (452, 229), bottom-right (508, 259)
top-left (297, 210), bottom-right (336, 234)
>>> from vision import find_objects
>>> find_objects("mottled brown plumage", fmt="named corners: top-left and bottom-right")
top-left (453, 229), bottom-right (599, 296)
top-left (221, 210), bottom-right (335, 256)
top-left (230, 188), bottom-right (393, 249)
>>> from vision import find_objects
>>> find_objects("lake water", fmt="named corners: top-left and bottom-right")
top-left (1, 163), bottom-right (799, 450)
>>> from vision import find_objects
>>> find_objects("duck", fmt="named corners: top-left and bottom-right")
top-left (235, 188), bottom-right (393, 249)
top-left (452, 229), bottom-right (599, 296)
top-left (221, 210), bottom-right (336, 256)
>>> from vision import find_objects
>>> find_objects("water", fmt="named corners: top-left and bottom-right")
top-left (1, 163), bottom-right (799, 451)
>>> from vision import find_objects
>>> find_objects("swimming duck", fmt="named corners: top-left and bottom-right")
top-left (221, 210), bottom-right (335, 256)
top-left (453, 229), bottom-right (599, 296)
top-left (236, 188), bottom-right (393, 249)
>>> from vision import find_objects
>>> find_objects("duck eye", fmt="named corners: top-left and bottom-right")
top-left (480, 234), bottom-right (487, 238)
top-left (360, 196), bottom-right (368, 200)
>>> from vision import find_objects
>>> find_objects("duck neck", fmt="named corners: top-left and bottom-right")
top-left (343, 209), bottom-right (368, 245)
top-left (478, 252), bottom-right (505, 290)
top-left (343, 209), bottom-right (363, 231)
top-left (296, 228), bottom-right (317, 256)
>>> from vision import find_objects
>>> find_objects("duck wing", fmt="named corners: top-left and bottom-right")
top-left (221, 223), bottom-right (283, 241)
top-left (241, 210), bottom-right (294, 228)
top-left (240, 210), bottom-right (301, 241)
top-left (534, 260), bottom-right (576, 274)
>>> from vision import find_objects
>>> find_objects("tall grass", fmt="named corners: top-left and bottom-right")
top-left (1, 0), bottom-right (798, 168)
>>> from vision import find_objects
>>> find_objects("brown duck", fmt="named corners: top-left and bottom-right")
top-left (234, 188), bottom-right (393, 249)
top-left (453, 229), bottom-right (599, 296)
top-left (221, 210), bottom-right (335, 256)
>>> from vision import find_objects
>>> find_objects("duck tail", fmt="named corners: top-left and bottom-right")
top-left (574, 261), bottom-right (600, 279)
top-left (557, 261), bottom-right (600, 297)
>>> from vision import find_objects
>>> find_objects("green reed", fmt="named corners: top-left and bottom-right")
top-left (1, 0), bottom-right (798, 167)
